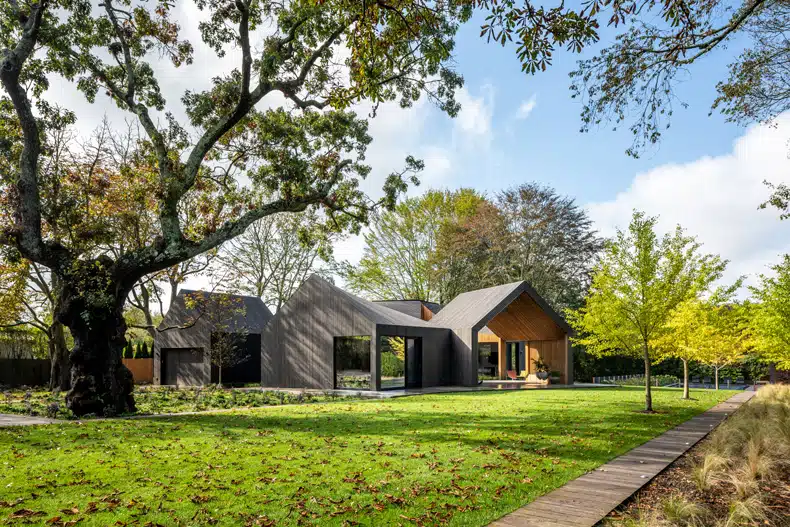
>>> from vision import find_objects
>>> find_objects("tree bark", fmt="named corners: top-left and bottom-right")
top-left (58, 272), bottom-right (135, 417)
top-left (715, 366), bottom-right (719, 390)
top-left (643, 343), bottom-right (653, 412)
top-left (682, 359), bottom-right (689, 399)
top-left (48, 321), bottom-right (70, 391)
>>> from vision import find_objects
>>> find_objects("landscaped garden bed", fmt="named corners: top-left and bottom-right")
top-left (603, 385), bottom-right (790, 527)
top-left (0, 387), bottom-right (730, 526)
top-left (0, 386), bottom-right (359, 419)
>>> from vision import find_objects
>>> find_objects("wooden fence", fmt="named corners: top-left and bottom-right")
top-left (0, 358), bottom-right (50, 387)
top-left (122, 358), bottom-right (154, 384)
top-left (0, 358), bottom-right (154, 387)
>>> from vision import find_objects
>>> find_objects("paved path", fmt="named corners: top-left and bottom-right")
top-left (489, 389), bottom-right (756, 527)
top-left (0, 414), bottom-right (62, 427)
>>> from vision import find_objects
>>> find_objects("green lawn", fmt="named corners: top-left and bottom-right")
top-left (0, 387), bottom-right (732, 526)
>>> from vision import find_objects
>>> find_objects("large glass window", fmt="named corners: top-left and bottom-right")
top-left (478, 343), bottom-right (499, 379)
top-left (380, 336), bottom-right (405, 389)
top-left (334, 336), bottom-right (371, 389)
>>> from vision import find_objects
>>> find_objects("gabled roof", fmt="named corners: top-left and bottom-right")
top-left (159, 289), bottom-right (273, 333)
top-left (428, 281), bottom-right (572, 334)
top-left (325, 279), bottom-right (437, 328)
top-left (373, 300), bottom-right (443, 319)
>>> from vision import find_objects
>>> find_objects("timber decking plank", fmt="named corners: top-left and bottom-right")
top-left (487, 390), bottom-right (755, 527)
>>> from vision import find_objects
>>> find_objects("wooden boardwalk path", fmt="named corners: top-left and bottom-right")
top-left (489, 390), bottom-right (755, 527)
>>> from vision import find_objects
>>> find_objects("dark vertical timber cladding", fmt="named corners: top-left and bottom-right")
top-left (447, 327), bottom-right (477, 386)
top-left (261, 275), bottom-right (377, 389)
top-left (376, 325), bottom-right (454, 387)
top-left (154, 291), bottom-right (271, 386)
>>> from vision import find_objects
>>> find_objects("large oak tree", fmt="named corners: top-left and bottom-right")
top-left (1, 0), bottom-right (474, 416)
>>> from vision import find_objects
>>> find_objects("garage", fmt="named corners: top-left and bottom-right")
top-left (154, 290), bottom-right (273, 386)
top-left (162, 348), bottom-right (205, 386)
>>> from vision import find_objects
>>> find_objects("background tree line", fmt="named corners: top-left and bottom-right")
top-left (341, 183), bottom-right (604, 313)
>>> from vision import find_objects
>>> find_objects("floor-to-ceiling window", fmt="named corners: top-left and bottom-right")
top-left (478, 343), bottom-right (499, 378)
top-left (505, 342), bottom-right (527, 376)
top-left (334, 336), bottom-right (371, 389)
top-left (380, 336), bottom-right (405, 389)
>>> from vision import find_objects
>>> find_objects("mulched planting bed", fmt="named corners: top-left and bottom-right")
top-left (601, 414), bottom-right (790, 526)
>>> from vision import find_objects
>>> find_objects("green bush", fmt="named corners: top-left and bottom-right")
top-left (381, 350), bottom-right (404, 377)
top-left (0, 386), bottom-right (360, 419)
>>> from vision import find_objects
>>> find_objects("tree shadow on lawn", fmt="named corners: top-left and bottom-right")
top-left (127, 388), bottom-right (721, 463)
top-left (0, 388), bottom-right (728, 527)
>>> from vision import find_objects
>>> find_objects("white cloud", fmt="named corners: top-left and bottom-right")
top-left (516, 95), bottom-right (537, 120)
top-left (453, 84), bottom-right (494, 143)
top-left (586, 115), bottom-right (790, 293)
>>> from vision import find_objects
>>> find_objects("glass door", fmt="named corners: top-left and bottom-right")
top-left (405, 337), bottom-right (422, 389)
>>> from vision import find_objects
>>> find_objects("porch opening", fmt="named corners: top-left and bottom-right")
top-left (380, 336), bottom-right (423, 390)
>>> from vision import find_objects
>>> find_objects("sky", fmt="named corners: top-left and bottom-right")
top-left (43, 5), bottom-right (790, 308)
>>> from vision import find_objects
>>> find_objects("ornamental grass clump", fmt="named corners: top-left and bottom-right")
top-left (611, 385), bottom-right (790, 527)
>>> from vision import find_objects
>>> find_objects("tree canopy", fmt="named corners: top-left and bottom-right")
top-left (569, 210), bottom-right (727, 411)
top-left (342, 188), bottom-right (485, 303)
top-left (750, 255), bottom-right (790, 369)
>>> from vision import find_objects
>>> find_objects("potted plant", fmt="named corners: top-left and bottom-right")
top-left (550, 370), bottom-right (562, 383)
top-left (532, 358), bottom-right (551, 380)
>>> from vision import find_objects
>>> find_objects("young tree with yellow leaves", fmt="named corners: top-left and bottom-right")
top-left (568, 211), bottom-right (727, 412)
top-left (657, 283), bottom-right (742, 398)
top-left (750, 256), bottom-right (790, 370)
top-left (695, 303), bottom-right (750, 389)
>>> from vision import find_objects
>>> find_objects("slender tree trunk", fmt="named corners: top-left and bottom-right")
top-left (58, 275), bottom-right (135, 417)
top-left (48, 321), bottom-right (70, 391)
top-left (218, 364), bottom-right (222, 387)
top-left (715, 366), bottom-right (719, 390)
top-left (682, 358), bottom-right (689, 400)
top-left (643, 343), bottom-right (653, 412)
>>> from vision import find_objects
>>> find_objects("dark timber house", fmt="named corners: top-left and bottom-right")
top-left (154, 290), bottom-right (273, 386)
top-left (261, 275), bottom-right (573, 391)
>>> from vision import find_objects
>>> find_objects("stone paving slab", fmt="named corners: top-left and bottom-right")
top-left (489, 389), bottom-right (755, 527)
top-left (0, 414), bottom-right (62, 427)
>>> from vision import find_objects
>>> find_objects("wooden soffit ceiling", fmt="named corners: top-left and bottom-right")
top-left (486, 292), bottom-right (565, 341)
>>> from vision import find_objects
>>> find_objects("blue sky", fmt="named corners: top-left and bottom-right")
top-left (416, 15), bottom-right (746, 199)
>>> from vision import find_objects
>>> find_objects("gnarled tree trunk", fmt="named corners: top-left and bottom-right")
top-left (48, 321), bottom-right (70, 392)
top-left (58, 274), bottom-right (135, 417)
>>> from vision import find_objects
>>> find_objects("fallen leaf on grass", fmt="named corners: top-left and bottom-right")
top-left (10, 509), bottom-right (46, 519)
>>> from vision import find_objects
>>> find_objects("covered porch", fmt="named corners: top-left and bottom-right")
top-left (476, 289), bottom-right (572, 383)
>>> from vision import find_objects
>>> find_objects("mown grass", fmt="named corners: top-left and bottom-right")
top-left (0, 387), bottom-right (731, 527)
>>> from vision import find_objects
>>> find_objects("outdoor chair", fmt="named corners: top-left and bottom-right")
top-left (506, 370), bottom-right (518, 380)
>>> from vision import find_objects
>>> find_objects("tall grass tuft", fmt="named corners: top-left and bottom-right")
top-left (691, 452), bottom-right (726, 491)
top-left (613, 385), bottom-right (790, 526)
top-left (660, 495), bottom-right (708, 526)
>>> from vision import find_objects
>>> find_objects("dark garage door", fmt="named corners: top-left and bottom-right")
top-left (163, 348), bottom-right (205, 386)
